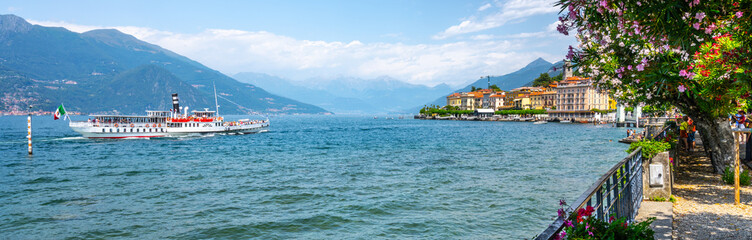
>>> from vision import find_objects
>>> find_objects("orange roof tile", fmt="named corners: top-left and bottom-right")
top-left (446, 93), bottom-right (461, 98)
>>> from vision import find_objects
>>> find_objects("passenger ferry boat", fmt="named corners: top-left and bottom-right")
top-left (68, 93), bottom-right (269, 138)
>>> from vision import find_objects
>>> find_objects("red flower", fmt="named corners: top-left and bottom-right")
top-left (584, 206), bottom-right (595, 217)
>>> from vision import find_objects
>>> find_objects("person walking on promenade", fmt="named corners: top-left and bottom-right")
top-left (679, 116), bottom-right (688, 151)
top-left (687, 117), bottom-right (696, 151)
top-left (733, 110), bottom-right (747, 143)
top-left (747, 120), bottom-right (751, 163)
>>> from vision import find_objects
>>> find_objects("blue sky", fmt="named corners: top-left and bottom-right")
top-left (2, 0), bottom-right (576, 87)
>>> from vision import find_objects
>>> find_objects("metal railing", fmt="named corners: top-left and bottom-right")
top-left (535, 147), bottom-right (644, 240)
top-left (650, 125), bottom-right (670, 141)
top-left (68, 121), bottom-right (162, 128)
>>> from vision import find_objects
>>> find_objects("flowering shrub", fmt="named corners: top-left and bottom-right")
top-left (555, 0), bottom-right (752, 175)
top-left (554, 200), bottom-right (654, 240)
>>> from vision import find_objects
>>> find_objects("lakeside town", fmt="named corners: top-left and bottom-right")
top-left (418, 62), bottom-right (621, 123)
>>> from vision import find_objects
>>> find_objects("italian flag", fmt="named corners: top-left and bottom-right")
top-left (53, 104), bottom-right (67, 120)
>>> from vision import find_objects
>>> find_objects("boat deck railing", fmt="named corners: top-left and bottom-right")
top-left (69, 121), bottom-right (164, 128)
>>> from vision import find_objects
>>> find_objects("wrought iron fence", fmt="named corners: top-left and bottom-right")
top-left (535, 147), bottom-right (643, 240)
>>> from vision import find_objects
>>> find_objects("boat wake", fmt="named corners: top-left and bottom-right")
top-left (48, 136), bottom-right (87, 141)
top-left (121, 137), bottom-right (150, 140)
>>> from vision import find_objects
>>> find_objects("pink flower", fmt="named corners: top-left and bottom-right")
top-left (693, 22), bottom-right (701, 30)
top-left (736, 11), bottom-right (744, 18)
top-left (637, 64), bottom-right (645, 71)
top-left (564, 220), bottom-right (574, 227)
top-left (566, 46), bottom-right (575, 60)
top-left (637, 1), bottom-right (642, 6)
top-left (695, 12), bottom-right (705, 21)
top-left (678, 85), bottom-right (687, 93)
top-left (600, 0), bottom-right (608, 8)
top-left (635, 79), bottom-right (641, 83)
top-left (627, 65), bottom-right (633, 70)
top-left (557, 23), bottom-right (569, 35)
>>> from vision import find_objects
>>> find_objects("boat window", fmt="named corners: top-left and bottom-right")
top-left (109, 128), bottom-right (112, 133)
top-left (102, 128), bottom-right (105, 133)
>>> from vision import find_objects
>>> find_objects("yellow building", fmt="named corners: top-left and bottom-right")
top-left (513, 93), bottom-right (531, 109)
top-left (446, 93), bottom-right (461, 108)
top-left (459, 92), bottom-right (483, 110)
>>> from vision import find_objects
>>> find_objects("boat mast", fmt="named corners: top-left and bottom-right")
top-left (213, 82), bottom-right (219, 115)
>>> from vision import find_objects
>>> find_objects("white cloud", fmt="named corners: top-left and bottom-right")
top-left (434, 0), bottom-right (558, 39)
top-left (469, 20), bottom-right (565, 40)
top-left (28, 20), bottom-right (565, 87)
top-left (478, 3), bottom-right (493, 11)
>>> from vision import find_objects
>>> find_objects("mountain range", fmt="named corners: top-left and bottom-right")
top-left (233, 73), bottom-right (451, 114)
top-left (0, 14), bottom-right (329, 115)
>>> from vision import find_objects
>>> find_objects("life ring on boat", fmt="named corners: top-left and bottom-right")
top-left (158, 123), bottom-right (161, 128)
top-left (152, 124), bottom-right (157, 127)
top-left (114, 123), bottom-right (119, 127)
top-left (145, 124), bottom-right (149, 128)
top-left (130, 124), bottom-right (135, 128)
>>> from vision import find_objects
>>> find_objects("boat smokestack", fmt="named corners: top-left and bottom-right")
top-left (172, 93), bottom-right (180, 113)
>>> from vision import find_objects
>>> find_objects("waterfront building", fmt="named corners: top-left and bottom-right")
top-left (548, 62), bottom-right (612, 120)
top-left (513, 92), bottom-right (532, 109)
top-left (489, 93), bottom-right (505, 110)
top-left (509, 87), bottom-right (541, 110)
top-left (459, 91), bottom-right (483, 110)
top-left (445, 88), bottom-right (505, 111)
top-left (533, 84), bottom-right (558, 110)
top-left (446, 93), bottom-right (461, 108)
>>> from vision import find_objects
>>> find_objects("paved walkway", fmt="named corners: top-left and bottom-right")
top-left (672, 139), bottom-right (752, 239)
top-left (636, 201), bottom-right (672, 240)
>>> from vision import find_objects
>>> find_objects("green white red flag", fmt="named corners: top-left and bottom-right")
top-left (53, 104), bottom-right (67, 120)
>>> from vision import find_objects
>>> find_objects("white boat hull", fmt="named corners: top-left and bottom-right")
top-left (70, 122), bottom-right (269, 138)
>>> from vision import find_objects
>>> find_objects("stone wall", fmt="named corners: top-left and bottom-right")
top-left (643, 151), bottom-right (672, 200)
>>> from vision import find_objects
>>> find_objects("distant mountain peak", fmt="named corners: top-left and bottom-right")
top-left (0, 14), bottom-right (32, 33)
top-left (525, 57), bottom-right (552, 68)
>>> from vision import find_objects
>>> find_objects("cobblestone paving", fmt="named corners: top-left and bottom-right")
top-left (673, 142), bottom-right (752, 240)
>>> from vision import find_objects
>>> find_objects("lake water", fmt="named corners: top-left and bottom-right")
top-left (0, 115), bottom-right (631, 239)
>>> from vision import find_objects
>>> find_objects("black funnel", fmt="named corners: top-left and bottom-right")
top-left (172, 93), bottom-right (180, 113)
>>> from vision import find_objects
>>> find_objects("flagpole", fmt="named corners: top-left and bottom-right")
top-left (27, 105), bottom-right (32, 155)
top-left (62, 103), bottom-right (71, 122)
